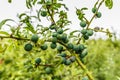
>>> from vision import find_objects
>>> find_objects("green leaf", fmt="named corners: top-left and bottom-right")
top-left (0, 19), bottom-right (14, 29)
top-left (0, 31), bottom-right (9, 36)
top-left (70, 30), bottom-right (80, 35)
top-left (105, 0), bottom-right (113, 9)
top-left (33, 0), bottom-right (37, 5)
top-left (81, 7), bottom-right (88, 11)
top-left (25, 22), bottom-right (36, 34)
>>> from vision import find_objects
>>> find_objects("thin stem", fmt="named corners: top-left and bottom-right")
top-left (0, 35), bottom-right (30, 40)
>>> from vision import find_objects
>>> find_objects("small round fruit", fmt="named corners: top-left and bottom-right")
top-left (73, 45), bottom-right (79, 52)
top-left (87, 29), bottom-right (93, 36)
top-left (83, 34), bottom-right (89, 40)
top-left (52, 37), bottom-right (57, 43)
top-left (92, 7), bottom-right (97, 13)
top-left (31, 34), bottom-right (39, 43)
top-left (57, 28), bottom-right (63, 34)
top-left (52, 32), bottom-right (58, 37)
top-left (96, 12), bottom-right (102, 18)
top-left (41, 11), bottom-right (47, 17)
top-left (78, 44), bottom-right (85, 51)
top-left (63, 38), bottom-right (69, 43)
top-left (80, 21), bottom-right (87, 28)
top-left (61, 57), bottom-right (66, 64)
top-left (24, 43), bottom-right (32, 51)
top-left (65, 59), bottom-right (71, 65)
top-left (70, 56), bottom-right (76, 62)
top-left (45, 67), bottom-right (52, 74)
top-left (50, 43), bottom-right (57, 49)
top-left (59, 52), bottom-right (66, 57)
top-left (81, 29), bottom-right (87, 35)
top-left (57, 46), bottom-right (63, 52)
top-left (40, 44), bottom-right (48, 50)
top-left (57, 34), bottom-right (62, 40)
top-left (35, 58), bottom-right (41, 64)
top-left (80, 50), bottom-right (88, 58)
top-left (67, 43), bottom-right (73, 49)
top-left (61, 33), bottom-right (67, 40)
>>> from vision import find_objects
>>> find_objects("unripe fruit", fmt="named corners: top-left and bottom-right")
top-left (63, 38), bottom-right (69, 43)
top-left (80, 50), bottom-right (88, 58)
top-left (81, 29), bottom-right (87, 35)
top-left (59, 52), bottom-right (66, 57)
top-left (52, 32), bottom-right (57, 37)
top-left (57, 34), bottom-right (62, 40)
top-left (70, 56), bottom-right (76, 62)
top-left (80, 21), bottom-right (87, 28)
top-left (67, 43), bottom-right (73, 49)
top-left (41, 11), bottom-right (47, 17)
top-left (92, 7), bottom-right (97, 13)
top-left (45, 67), bottom-right (52, 74)
top-left (83, 34), bottom-right (89, 40)
top-left (96, 12), bottom-right (102, 18)
top-left (52, 37), bottom-right (57, 43)
top-left (61, 57), bottom-right (66, 64)
top-left (78, 44), bottom-right (85, 51)
top-left (57, 28), bottom-right (63, 34)
top-left (57, 46), bottom-right (63, 52)
top-left (65, 59), bottom-right (71, 65)
top-left (35, 58), bottom-right (41, 64)
top-left (31, 34), bottom-right (39, 43)
top-left (40, 44), bottom-right (48, 50)
top-left (24, 43), bottom-right (32, 51)
top-left (50, 42), bottom-right (57, 49)
top-left (73, 45), bottom-right (79, 52)
top-left (87, 29), bottom-right (93, 36)
top-left (61, 33), bottom-right (67, 40)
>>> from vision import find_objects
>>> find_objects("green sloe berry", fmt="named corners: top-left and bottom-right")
top-left (57, 34), bottom-right (62, 40)
top-left (35, 58), bottom-right (41, 64)
top-left (67, 43), bottom-right (73, 49)
top-left (63, 38), bottom-right (69, 43)
top-left (87, 29), bottom-right (94, 36)
top-left (52, 37), bottom-right (57, 43)
top-left (50, 42), bottom-right (57, 49)
top-left (61, 57), bottom-right (66, 64)
top-left (57, 28), bottom-right (63, 34)
top-left (40, 44), bottom-right (48, 50)
top-left (92, 7), bottom-right (97, 13)
top-left (31, 34), bottom-right (39, 43)
top-left (81, 29), bottom-right (87, 35)
top-left (78, 44), bottom-right (85, 51)
top-left (57, 46), bottom-right (63, 52)
top-left (83, 34), bottom-right (89, 40)
top-left (61, 33), bottom-right (67, 40)
top-left (59, 52), bottom-right (66, 57)
top-left (96, 12), bottom-right (102, 18)
top-left (41, 11), bottom-right (47, 17)
top-left (73, 45), bottom-right (79, 52)
top-left (70, 56), bottom-right (76, 62)
top-left (80, 21), bottom-right (87, 28)
top-left (80, 50), bottom-right (88, 58)
top-left (52, 32), bottom-right (58, 37)
top-left (24, 43), bottom-right (32, 51)
top-left (45, 67), bottom-right (52, 74)
top-left (65, 59), bottom-right (71, 65)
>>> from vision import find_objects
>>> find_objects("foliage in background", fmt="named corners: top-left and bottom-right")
top-left (0, 0), bottom-right (117, 80)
